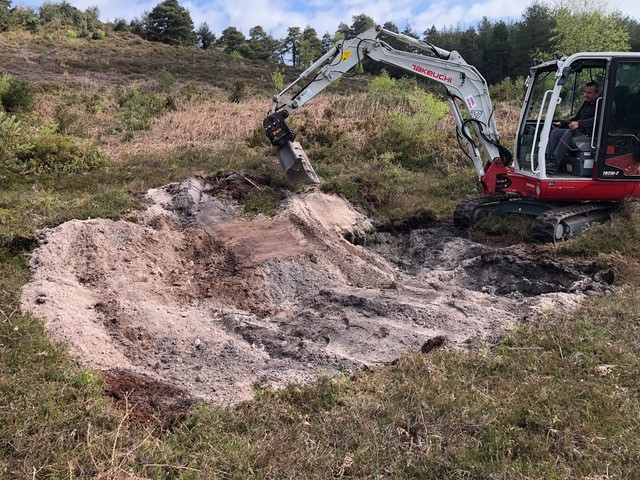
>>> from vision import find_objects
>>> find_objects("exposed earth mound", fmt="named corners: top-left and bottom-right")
top-left (21, 176), bottom-right (613, 406)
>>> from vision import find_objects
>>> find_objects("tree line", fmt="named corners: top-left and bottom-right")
top-left (2, 0), bottom-right (640, 84)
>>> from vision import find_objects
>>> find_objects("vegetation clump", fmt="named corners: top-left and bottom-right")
top-left (114, 84), bottom-right (174, 139)
top-left (11, 126), bottom-right (106, 175)
top-left (0, 74), bottom-right (105, 176)
top-left (0, 73), bottom-right (31, 112)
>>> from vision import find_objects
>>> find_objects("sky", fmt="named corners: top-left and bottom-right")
top-left (11, 0), bottom-right (640, 39)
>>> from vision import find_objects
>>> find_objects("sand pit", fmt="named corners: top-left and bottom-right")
top-left (20, 175), bottom-right (613, 406)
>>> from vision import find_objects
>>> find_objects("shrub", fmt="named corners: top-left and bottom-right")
top-left (368, 72), bottom-right (420, 108)
top-left (91, 28), bottom-right (105, 40)
top-left (176, 81), bottom-right (209, 102)
top-left (229, 79), bottom-right (247, 103)
top-left (115, 84), bottom-right (168, 139)
top-left (10, 127), bottom-right (106, 175)
top-left (25, 12), bottom-right (40, 33)
top-left (53, 104), bottom-right (80, 134)
top-left (81, 92), bottom-right (103, 114)
top-left (489, 76), bottom-right (526, 103)
top-left (0, 112), bottom-right (22, 165)
top-left (369, 69), bottom-right (396, 92)
top-left (158, 68), bottom-right (176, 90)
top-left (271, 68), bottom-right (284, 92)
top-left (0, 74), bottom-right (32, 113)
top-left (366, 78), bottom-right (450, 170)
top-left (113, 18), bottom-right (128, 31)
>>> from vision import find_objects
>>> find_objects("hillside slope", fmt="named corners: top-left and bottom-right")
top-left (0, 29), bottom-right (276, 90)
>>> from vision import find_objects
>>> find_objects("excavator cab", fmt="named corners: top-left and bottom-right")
top-left (470, 53), bottom-right (640, 240)
top-left (514, 54), bottom-right (640, 185)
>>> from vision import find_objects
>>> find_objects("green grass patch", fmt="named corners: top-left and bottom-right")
top-left (0, 174), bottom-right (134, 247)
top-left (0, 244), bottom-right (138, 478)
top-left (242, 187), bottom-right (281, 216)
top-left (317, 158), bottom-right (479, 223)
top-left (469, 213), bottom-right (536, 244)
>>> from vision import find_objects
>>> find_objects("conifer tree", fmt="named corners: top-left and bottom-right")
top-left (196, 22), bottom-right (215, 49)
top-left (146, 0), bottom-right (195, 46)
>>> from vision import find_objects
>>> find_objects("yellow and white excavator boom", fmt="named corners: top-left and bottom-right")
top-left (264, 25), bottom-right (505, 183)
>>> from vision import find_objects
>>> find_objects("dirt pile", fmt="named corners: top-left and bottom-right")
top-left (21, 176), bottom-right (613, 405)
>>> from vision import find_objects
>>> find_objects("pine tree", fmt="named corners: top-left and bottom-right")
top-left (240, 26), bottom-right (278, 61)
top-left (510, 2), bottom-right (555, 76)
top-left (146, 0), bottom-right (195, 46)
top-left (351, 14), bottom-right (375, 36)
top-left (0, 0), bottom-right (12, 32)
top-left (282, 27), bottom-right (302, 65)
top-left (196, 22), bottom-right (215, 50)
top-left (217, 26), bottom-right (246, 55)
top-left (298, 26), bottom-right (323, 67)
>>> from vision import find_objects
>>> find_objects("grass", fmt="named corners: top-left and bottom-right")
top-left (469, 213), bottom-right (537, 244)
top-left (140, 289), bottom-right (639, 479)
top-left (1, 25), bottom-right (640, 479)
top-left (556, 199), bottom-right (640, 258)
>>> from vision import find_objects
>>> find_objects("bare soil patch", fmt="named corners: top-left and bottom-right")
top-left (21, 175), bottom-right (613, 408)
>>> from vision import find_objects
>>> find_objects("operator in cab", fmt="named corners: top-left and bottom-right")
top-left (545, 81), bottom-right (602, 173)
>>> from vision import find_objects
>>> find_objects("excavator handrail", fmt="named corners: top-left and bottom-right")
top-left (591, 96), bottom-right (603, 149)
top-left (531, 89), bottom-right (554, 174)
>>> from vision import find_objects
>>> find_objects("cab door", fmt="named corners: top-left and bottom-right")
top-left (598, 59), bottom-right (640, 180)
top-left (514, 65), bottom-right (557, 174)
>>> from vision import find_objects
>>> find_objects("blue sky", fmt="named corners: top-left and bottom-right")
top-left (11, 0), bottom-right (640, 39)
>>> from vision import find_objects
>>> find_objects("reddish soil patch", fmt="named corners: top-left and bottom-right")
top-left (102, 369), bottom-right (194, 428)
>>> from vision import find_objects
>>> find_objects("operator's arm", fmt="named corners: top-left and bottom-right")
top-left (570, 102), bottom-right (597, 131)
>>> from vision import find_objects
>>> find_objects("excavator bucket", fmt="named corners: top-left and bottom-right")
top-left (276, 140), bottom-right (320, 184)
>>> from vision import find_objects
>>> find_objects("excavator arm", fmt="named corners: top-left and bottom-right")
top-left (264, 25), bottom-right (510, 184)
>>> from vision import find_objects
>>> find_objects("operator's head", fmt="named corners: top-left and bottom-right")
top-left (583, 81), bottom-right (602, 103)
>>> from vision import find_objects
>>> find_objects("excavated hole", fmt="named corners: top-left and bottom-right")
top-left (368, 227), bottom-right (614, 298)
top-left (462, 253), bottom-right (584, 296)
top-left (21, 175), bottom-right (615, 413)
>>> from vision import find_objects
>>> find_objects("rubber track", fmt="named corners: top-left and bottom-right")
top-left (531, 203), bottom-right (614, 242)
top-left (453, 194), bottom-right (517, 228)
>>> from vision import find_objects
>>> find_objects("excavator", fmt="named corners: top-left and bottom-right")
top-left (263, 25), bottom-right (640, 241)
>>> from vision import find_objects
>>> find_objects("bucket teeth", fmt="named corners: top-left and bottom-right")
top-left (277, 141), bottom-right (320, 184)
